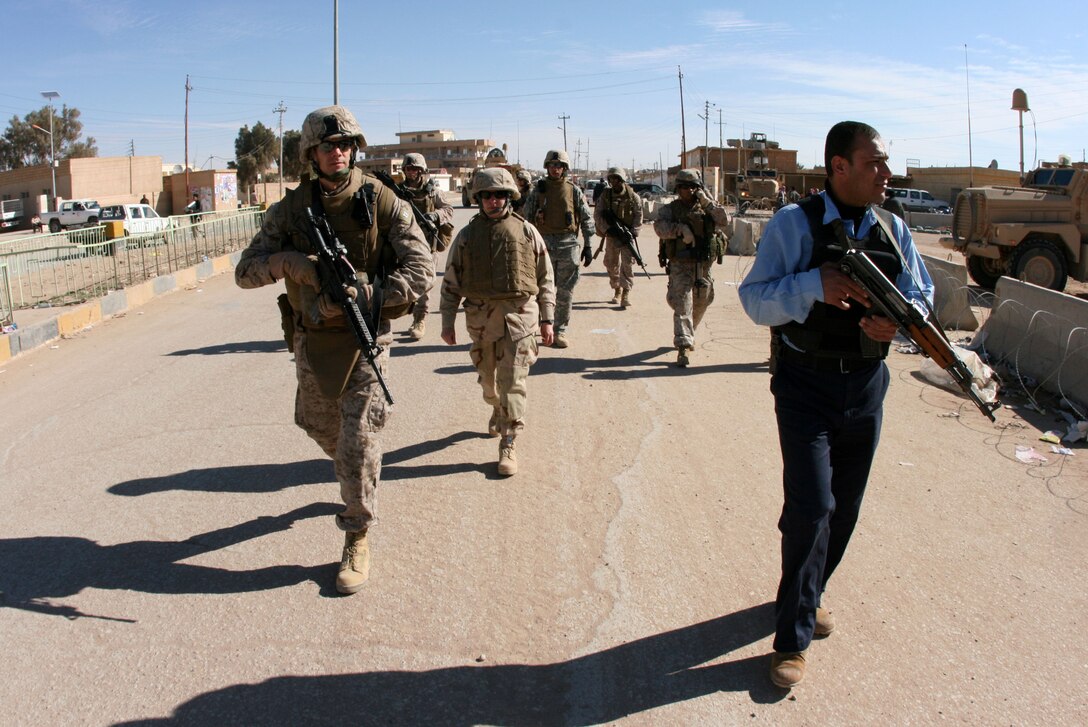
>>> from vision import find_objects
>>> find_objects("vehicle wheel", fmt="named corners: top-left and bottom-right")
top-left (966, 254), bottom-right (1006, 289)
top-left (1010, 237), bottom-right (1068, 291)
top-left (49, 219), bottom-right (62, 233)
top-left (86, 216), bottom-right (98, 226)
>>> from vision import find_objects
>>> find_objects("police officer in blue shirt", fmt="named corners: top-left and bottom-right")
top-left (739, 121), bottom-right (934, 689)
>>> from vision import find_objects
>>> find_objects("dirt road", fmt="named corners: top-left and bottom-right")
top-left (1, 206), bottom-right (1085, 725)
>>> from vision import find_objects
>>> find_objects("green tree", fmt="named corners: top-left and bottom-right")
top-left (0, 105), bottom-right (97, 171)
top-left (280, 129), bottom-right (302, 181)
top-left (234, 122), bottom-right (277, 190)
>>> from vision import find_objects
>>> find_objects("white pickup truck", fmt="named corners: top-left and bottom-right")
top-left (41, 199), bottom-right (102, 233)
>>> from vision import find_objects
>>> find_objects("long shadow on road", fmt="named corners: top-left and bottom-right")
top-left (0, 502), bottom-right (339, 620)
top-left (110, 459), bottom-right (334, 496)
top-left (117, 602), bottom-right (783, 726)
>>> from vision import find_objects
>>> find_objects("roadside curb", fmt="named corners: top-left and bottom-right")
top-left (0, 251), bottom-right (242, 364)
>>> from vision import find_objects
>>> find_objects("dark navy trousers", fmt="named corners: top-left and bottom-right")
top-left (770, 358), bottom-right (889, 653)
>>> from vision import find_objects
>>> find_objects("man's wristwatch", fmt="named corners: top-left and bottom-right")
top-left (540, 320), bottom-right (553, 325)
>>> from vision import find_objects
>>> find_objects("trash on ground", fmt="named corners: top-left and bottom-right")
top-left (1049, 445), bottom-right (1075, 456)
top-left (918, 346), bottom-right (998, 404)
top-left (1039, 431), bottom-right (1062, 444)
top-left (1014, 446), bottom-right (1048, 464)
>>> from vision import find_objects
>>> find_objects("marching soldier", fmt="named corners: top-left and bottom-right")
top-left (521, 149), bottom-right (594, 348)
top-left (653, 169), bottom-right (730, 367)
top-left (593, 166), bottom-right (643, 308)
top-left (401, 152), bottom-right (454, 341)
top-left (234, 105), bottom-right (432, 595)
top-left (512, 169), bottom-right (532, 215)
top-left (440, 168), bottom-right (556, 477)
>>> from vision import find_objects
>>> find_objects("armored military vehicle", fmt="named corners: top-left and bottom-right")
top-left (952, 162), bottom-right (1088, 291)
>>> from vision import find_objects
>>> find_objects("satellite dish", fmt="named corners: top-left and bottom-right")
top-left (172, 165), bottom-right (184, 174)
top-left (988, 160), bottom-right (998, 169)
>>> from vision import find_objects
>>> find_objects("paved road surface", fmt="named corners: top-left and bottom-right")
top-left (2, 206), bottom-right (1085, 725)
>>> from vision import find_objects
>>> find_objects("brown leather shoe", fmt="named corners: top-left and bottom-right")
top-left (770, 650), bottom-right (807, 688)
top-left (814, 606), bottom-right (836, 637)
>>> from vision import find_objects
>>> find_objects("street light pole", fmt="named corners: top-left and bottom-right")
top-left (1012, 88), bottom-right (1030, 185)
top-left (40, 91), bottom-right (60, 210)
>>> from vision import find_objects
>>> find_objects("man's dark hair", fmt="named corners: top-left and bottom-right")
top-left (824, 121), bottom-right (880, 176)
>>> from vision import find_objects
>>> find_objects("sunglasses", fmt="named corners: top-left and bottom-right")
top-left (479, 191), bottom-right (510, 200)
top-left (318, 140), bottom-right (355, 153)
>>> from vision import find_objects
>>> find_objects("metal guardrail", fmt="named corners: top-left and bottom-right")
top-left (0, 210), bottom-right (264, 311)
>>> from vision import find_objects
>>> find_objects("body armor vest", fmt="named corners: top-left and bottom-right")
top-left (773, 195), bottom-right (903, 359)
top-left (662, 198), bottom-right (717, 262)
top-left (281, 168), bottom-right (397, 326)
top-left (601, 184), bottom-right (639, 228)
top-left (408, 179), bottom-right (436, 213)
top-left (535, 178), bottom-right (577, 235)
top-left (459, 212), bottom-right (539, 300)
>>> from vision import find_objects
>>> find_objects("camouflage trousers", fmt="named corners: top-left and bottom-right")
top-left (542, 234), bottom-right (581, 334)
top-left (603, 238), bottom-right (634, 292)
top-left (293, 329), bottom-right (391, 533)
top-left (666, 259), bottom-right (715, 349)
top-left (412, 249), bottom-right (440, 324)
top-left (467, 326), bottom-right (539, 439)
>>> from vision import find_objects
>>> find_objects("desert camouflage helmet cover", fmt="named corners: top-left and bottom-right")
top-left (515, 169), bottom-right (533, 184)
top-left (606, 166), bottom-right (627, 183)
top-left (471, 167), bottom-right (520, 202)
top-left (299, 105), bottom-right (366, 164)
top-left (543, 149), bottom-right (571, 168)
top-left (403, 152), bottom-right (427, 170)
top-left (674, 168), bottom-right (704, 190)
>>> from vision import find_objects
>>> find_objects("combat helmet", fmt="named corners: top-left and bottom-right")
top-left (515, 169), bottom-right (533, 185)
top-left (299, 105), bottom-right (366, 178)
top-left (673, 168), bottom-right (704, 191)
top-left (403, 152), bottom-right (428, 171)
top-left (606, 166), bottom-right (628, 183)
top-left (543, 149), bottom-right (571, 171)
top-left (471, 167), bottom-right (521, 204)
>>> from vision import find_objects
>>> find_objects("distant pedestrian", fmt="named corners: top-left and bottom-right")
top-left (140, 194), bottom-right (150, 205)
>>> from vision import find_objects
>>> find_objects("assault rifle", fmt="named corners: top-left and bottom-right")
top-left (371, 170), bottom-right (440, 247)
top-left (838, 250), bottom-right (998, 422)
top-left (600, 209), bottom-right (651, 279)
top-left (301, 207), bottom-right (394, 405)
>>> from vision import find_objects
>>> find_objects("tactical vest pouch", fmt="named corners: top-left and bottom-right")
top-left (276, 293), bottom-right (296, 354)
top-left (437, 221), bottom-right (454, 252)
top-left (304, 327), bottom-right (362, 400)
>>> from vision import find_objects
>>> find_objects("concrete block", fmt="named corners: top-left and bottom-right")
top-left (100, 289), bottom-right (128, 318)
top-left (921, 254), bottom-right (979, 331)
top-left (57, 303), bottom-right (102, 336)
top-left (13, 318), bottom-right (59, 355)
top-left (980, 277), bottom-right (1088, 408)
top-left (729, 218), bottom-right (765, 256)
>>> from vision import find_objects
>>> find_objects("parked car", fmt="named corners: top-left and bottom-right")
top-left (42, 199), bottom-right (101, 232)
top-left (630, 182), bottom-right (668, 198)
top-left (885, 187), bottom-right (951, 213)
top-left (99, 203), bottom-right (171, 236)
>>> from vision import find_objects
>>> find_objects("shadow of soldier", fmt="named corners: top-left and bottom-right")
top-left (109, 459), bottom-right (335, 497)
top-left (117, 602), bottom-right (783, 726)
top-left (0, 502), bottom-right (339, 620)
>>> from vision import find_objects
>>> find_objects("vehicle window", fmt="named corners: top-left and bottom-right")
top-left (73, 202), bottom-right (84, 211)
top-left (1053, 169), bottom-right (1075, 186)
top-left (141, 205), bottom-right (159, 218)
top-left (101, 206), bottom-right (123, 220)
top-left (130, 207), bottom-right (143, 218)
top-left (921, 192), bottom-right (934, 201)
top-left (909, 191), bottom-right (920, 200)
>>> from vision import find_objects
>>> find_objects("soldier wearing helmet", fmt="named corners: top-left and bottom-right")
top-left (512, 169), bottom-right (533, 214)
top-left (400, 152), bottom-right (454, 341)
top-left (653, 168), bottom-right (730, 367)
top-left (440, 167), bottom-right (556, 477)
top-left (593, 166), bottom-right (643, 309)
top-left (520, 149), bottom-right (595, 349)
top-left (235, 105), bottom-right (433, 595)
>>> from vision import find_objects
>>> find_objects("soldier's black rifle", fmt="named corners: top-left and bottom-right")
top-left (301, 207), bottom-right (394, 405)
top-left (600, 208), bottom-right (651, 279)
top-left (838, 249), bottom-right (998, 422)
top-left (371, 170), bottom-right (439, 247)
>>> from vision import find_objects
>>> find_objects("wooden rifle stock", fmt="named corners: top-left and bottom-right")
top-left (839, 250), bottom-right (998, 422)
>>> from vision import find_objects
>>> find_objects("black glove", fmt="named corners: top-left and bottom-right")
top-left (581, 245), bottom-right (593, 267)
top-left (658, 253), bottom-right (668, 268)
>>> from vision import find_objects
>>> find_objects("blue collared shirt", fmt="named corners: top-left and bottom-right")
top-left (738, 192), bottom-right (934, 329)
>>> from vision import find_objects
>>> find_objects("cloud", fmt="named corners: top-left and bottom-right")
top-left (699, 10), bottom-right (791, 35)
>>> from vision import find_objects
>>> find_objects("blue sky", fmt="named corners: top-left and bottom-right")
top-left (3, 1), bottom-right (1086, 177)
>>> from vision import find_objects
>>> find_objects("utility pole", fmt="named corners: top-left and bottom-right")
top-left (678, 66), bottom-right (687, 164)
top-left (714, 108), bottom-right (726, 200)
top-left (184, 74), bottom-right (192, 192)
top-left (697, 100), bottom-right (713, 183)
top-left (274, 100), bottom-right (287, 199)
top-left (333, 0), bottom-right (339, 104)
top-left (557, 114), bottom-right (570, 152)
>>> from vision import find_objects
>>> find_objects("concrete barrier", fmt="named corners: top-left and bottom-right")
top-left (728, 217), bottom-right (766, 256)
top-left (921, 254), bottom-right (979, 331)
top-left (978, 277), bottom-right (1088, 408)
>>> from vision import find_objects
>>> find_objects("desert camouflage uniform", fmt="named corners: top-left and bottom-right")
top-left (440, 215), bottom-right (556, 439)
top-left (235, 169), bottom-right (432, 532)
top-left (405, 173), bottom-right (454, 329)
top-left (594, 182), bottom-right (644, 294)
top-left (654, 197), bottom-right (730, 350)
top-left (521, 181), bottom-right (593, 336)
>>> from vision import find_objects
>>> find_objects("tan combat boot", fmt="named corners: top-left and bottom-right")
top-left (497, 436), bottom-right (518, 476)
top-left (609, 288), bottom-right (620, 304)
top-left (676, 346), bottom-right (690, 368)
top-left (336, 530), bottom-right (370, 595)
top-left (408, 316), bottom-right (426, 341)
top-left (620, 289), bottom-right (631, 308)
top-left (769, 650), bottom-right (807, 689)
top-left (814, 606), bottom-right (836, 637)
top-left (553, 333), bottom-right (569, 349)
